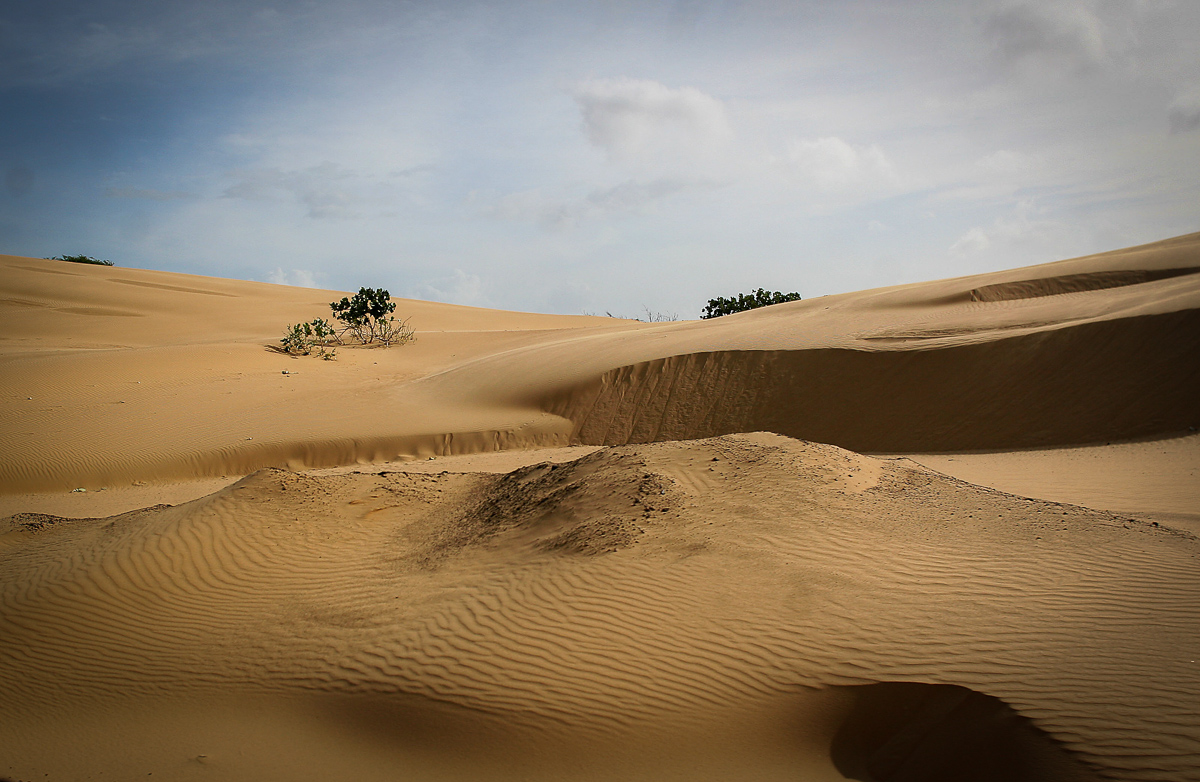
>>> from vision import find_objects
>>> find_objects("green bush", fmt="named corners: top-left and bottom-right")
top-left (280, 318), bottom-right (338, 359)
top-left (48, 254), bottom-right (114, 266)
top-left (278, 287), bottom-right (414, 358)
top-left (330, 287), bottom-right (415, 346)
top-left (701, 288), bottom-right (801, 319)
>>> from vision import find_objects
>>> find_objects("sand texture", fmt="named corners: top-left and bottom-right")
top-left (2, 233), bottom-right (1199, 780)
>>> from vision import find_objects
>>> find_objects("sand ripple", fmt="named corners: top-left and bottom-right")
top-left (3, 434), bottom-right (1197, 779)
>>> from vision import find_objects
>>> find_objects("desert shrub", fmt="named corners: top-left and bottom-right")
top-left (372, 313), bottom-right (416, 346)
top-left (641, 306), bottom-right (679, 322)
top-left (329, 287), bottom-right (415, 346)
top-left (277, 287), bottom-right (413, 358)
top-left (701, 288), bottom-right (801, 319)
top-left (280, 318), bottom-right (338, 359)
top-left (48, 254), bottom-right (114, 266)
top-left (583, 307), bottom-right (679, 322)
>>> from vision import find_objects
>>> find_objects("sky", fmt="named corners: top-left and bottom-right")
top-left (2, 0), bottom-right (1198, 318)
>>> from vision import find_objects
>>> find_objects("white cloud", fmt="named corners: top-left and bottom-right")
top-left (573, 78), bottom-right (733, 174)
top-left (415, 269), bottom-right (485, 307)
top-left (223, 162), bottom-right (363, 219)
top-left (946, 149), bottom-right (1043, 200)
top-left (207, 96), bottom-right (438, 224)
top-left (979, 0), bottom-right (1180, 81)
top-left (1168, 92), bottom-right (1200, 134)
top-left (781, 136), bottom-right (897, 192)
top-left (984, 1), bottom-right (1110, 72)
top-left (491, 177), bottom-right (713, 229)
top-left (949, 226), bottom-right (991, 256)
top-left (267, 268), bottom-right (320, 288)
top-left (974, 149), bottom-right (1033, 174)
top-left (949, 200), bottom-right (1067, 257)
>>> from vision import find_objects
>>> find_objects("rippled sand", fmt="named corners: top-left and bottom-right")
top-left (2, 233), bottom-right (1198, 780)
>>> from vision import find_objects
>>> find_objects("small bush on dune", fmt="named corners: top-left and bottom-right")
top-left (48, 254), bottom-right (114, 266)
top-left (641, 306), bottom-right (679, 322)
top-left (280, 318), bottom-right (338, 359)
top-left (701, 288), bottom-right (801, 319)
top-left (329, 287), bottom-right (415, 347)
top-left (583, 307), bottom-right (679, 322)
top-left (277, 287), bottom-right (414, 359)
top-left (371, 313), bottom-right (416, 347)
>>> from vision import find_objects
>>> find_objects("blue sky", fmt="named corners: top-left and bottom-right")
top-left (2, 0), bottom-right (1198, 317)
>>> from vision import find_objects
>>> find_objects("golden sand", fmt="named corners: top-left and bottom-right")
top-left (2, 234), bottom-right (1198, 780)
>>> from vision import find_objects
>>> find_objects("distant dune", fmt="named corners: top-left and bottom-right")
top-left (3, 233), bottom-right (1198, 492)
top-left (2, 234), bottom-right (1198, 780)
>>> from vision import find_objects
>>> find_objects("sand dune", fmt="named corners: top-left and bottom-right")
top-left (0, 255), bottom-right (627, 493)
top-left (3, 232), bottom-right (1199, 491)
top-left (898, 432), bottom-right (1200, 535)
top-left (5, 434), bottom-right (1196, 780)
top-left (2, 234), bottom-right (1199, 780)
top-left (539, 308), bottom-right (1199, 451)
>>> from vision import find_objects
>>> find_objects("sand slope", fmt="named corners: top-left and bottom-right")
top-left (3, 232), bottom-right (1199, 492)
top-left (2, 235), bottom-right (1199, 780)
top-left (462, 233), bottom-right (1200, 451)
top-left (0, 256), bottom-right (631, 492)
top-left (899, 432), bottom-right (1200, 534)
top-left (4, 433), bottom-right (1196, 780)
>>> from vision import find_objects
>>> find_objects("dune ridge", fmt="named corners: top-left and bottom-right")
top-left (540, 308), bottom-right (1200, 451)
top-left (967, 266), bottom-right (1200, 302)
top-left (3, 232), bottom-right (1200, 492)
top-left (0, 413), bottom-right (571, 494)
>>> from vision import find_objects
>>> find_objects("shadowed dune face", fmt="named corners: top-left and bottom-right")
top-left (831, 683), bottom-right (1102, 782)
top-left (544, 309), bottom-right (1200, 451)
top-left (429, 232), bottom-right (1200, 455)
top-left (2, 434), bottom-right (1196, 780)
top-left (968, 266), bottom-right (1200, 302)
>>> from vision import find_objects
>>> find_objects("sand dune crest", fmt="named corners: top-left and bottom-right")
top-left (968, 266), bottom-right (1200, 302)
top-left (543, 308), bottom-right (1200, 451)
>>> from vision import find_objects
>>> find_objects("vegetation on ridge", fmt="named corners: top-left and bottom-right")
top-left (701, 289), bottom-right (801, 319)
top-left (47, 254), bottom-right (114, 266)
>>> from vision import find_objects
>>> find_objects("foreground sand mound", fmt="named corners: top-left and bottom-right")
top-left (3, 232), bottom-right (1199, 492)
top-left (3, 434), bottom-right (1195, 780)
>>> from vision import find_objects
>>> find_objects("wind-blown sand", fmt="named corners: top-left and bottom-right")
top-left (2, 233), bottom-right (1198, 781)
